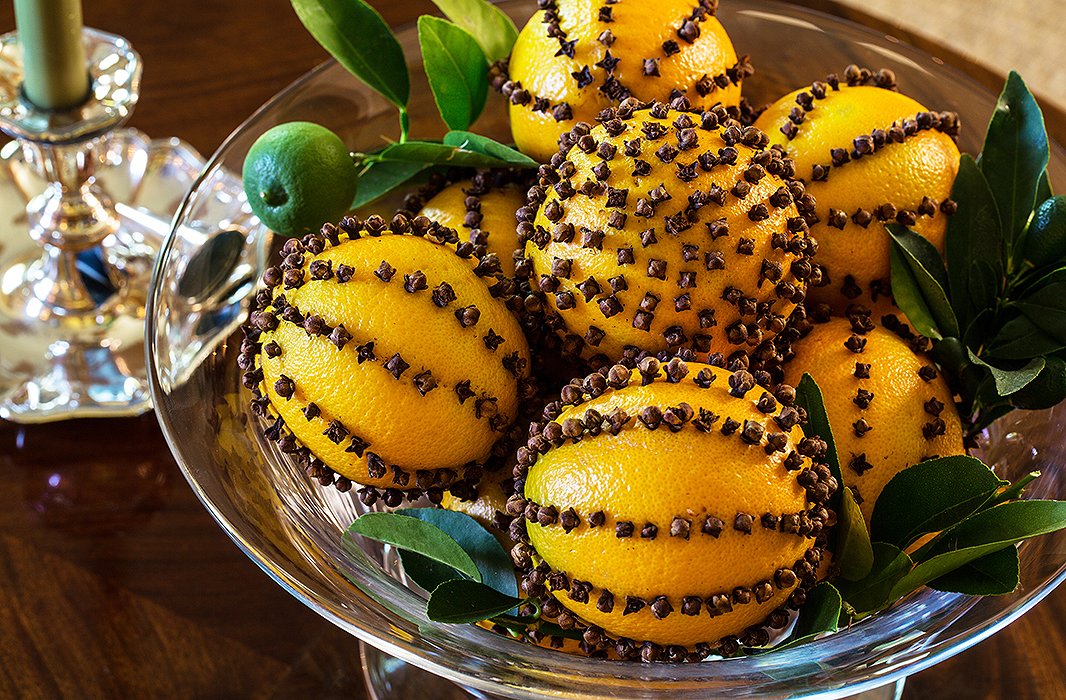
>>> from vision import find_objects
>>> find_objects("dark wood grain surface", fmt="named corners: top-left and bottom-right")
top-left (0, 1), bottom-right (1063, 697)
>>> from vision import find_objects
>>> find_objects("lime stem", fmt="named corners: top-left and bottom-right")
top-left (260, 182), bottom-right (288, 207)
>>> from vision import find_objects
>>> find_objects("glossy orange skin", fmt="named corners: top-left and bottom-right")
top-left (258, 234), bottom-right (530, 487)
top-left (420, 180), bottom-right (527, 278)
top-left (526, 364), bottom-right (814, 646)
top-left (525, 110), bottom-right (805, 363)
top-left (755, 86), bottom-right (960, 312)
top-left (783, 317), bottom-right (965, 523)
top-left (509, 0), bottom-right (742, 162)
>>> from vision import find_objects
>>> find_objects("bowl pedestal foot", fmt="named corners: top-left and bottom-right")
top-left (359, 640), bottom-right (908, 699)
top-left (360, 642), bottom-right (492, 700)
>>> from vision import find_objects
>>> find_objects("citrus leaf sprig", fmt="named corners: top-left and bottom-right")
top-left (418, 16), bottom-right (490, 132)
top-left (348, 509), bottom-right (525, 625)
top-left (887, 72), bottom-right (1065, 432)
top-left (292, 0), bottom-right (411, 125)
top-left (290, 0), bottom-right (531, 209)
top-left (787, 375), bottom-right (1066, 646)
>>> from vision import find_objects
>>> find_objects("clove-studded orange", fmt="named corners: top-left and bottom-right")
top-left (444, 477), bottom-right (592, 656)
top-left (418, 177), bottom-right (527, 278)
top-left (442, 475), bottom-right (513, 536)
top-left (754, 67), bottom-right (961, 312)
top-left (241, 215), bottom-right (534, 502)
top-left (508, 358), bottom-right (835, 657)
top-left (781, 310), bottom-right (965, 523)
top-left (494, 0), bottom-right (751, 163)
top-left (518, 100), bottom-right (818, 369)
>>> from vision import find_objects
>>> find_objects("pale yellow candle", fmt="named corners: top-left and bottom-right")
top-left (14, 0), bottom-right (89, 110)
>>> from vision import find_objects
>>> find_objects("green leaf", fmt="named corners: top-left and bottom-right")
top-left (837, 487), bottom-right (874, 581)
top-left (980, 71), bottom-right (1050, 255)
top-left (1038, 170), bottom-right (1054, 204)
top-left (967, 350), bottom-right (1044, 397)
top-left (836, 542), bottom-right (913, 615)
top-left (871, 455), bottom-right (1007, 550)
top-left (348, 512), bottom-right (481, 582)
top-left (418, 16), bottom-right (489, 131)
top-left (426, 579), bottom-right (522, 623)
top-left (1016, 300), bottom-right (1066, 345)
top-left (986, 314), bottom-right (1065, 361)
top-left (353, 160), bottom-right (429, 208)
top-left (766, 582), bottom-right (842, 652)
top-left (890, 500), bottom-right (1066, 600)
top-left (1022, 195), bottom-right (1066, 269)
top-left (929, 546), bottom-right (1020, 595)
top-left (430, 0), bottom-right (518, 62)
top-left (794, 373), bottom-right (842, 512)
top-left (887, 223), bottom-right (950, 289)
top-left (1010, 356), bottom-right (1066, 409)
top-left (1014, 267), bottom-right (1066, 344)
top-left (291, 0), bottom-right (410, 108)
top-left (1025, 264), bottom-right (1066, 294)
top-left (889, 243), bottom-right (943, 340)
top-left (887, 224), bottom-right (959, 338)
top-left (397, 508), bottom-right (517, 597)
top-left (379, 139), bottom-right (533, 169)
top-left (443, 131), bottom-right (538, 167)
top-left (945, 155), bottom-right (1004, 330)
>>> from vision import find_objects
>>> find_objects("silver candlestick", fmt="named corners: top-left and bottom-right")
top-left (0, 27), bottom-right (255, 423)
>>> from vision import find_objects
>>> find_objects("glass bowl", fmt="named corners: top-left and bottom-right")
top-left (147, 2), bottom-right (1066, 698)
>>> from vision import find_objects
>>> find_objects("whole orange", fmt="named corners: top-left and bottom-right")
top-left (755, 80), bottom-right (960, 312)
top-left (243, 216), bottom-right (533, 499)
top-left (782, 312), bottom-right (965, 523)
top-left (519, 103), bottom-right (816, 367)
top-left (510, 359), bottom-right (834, 655)
top-left (500, 0), bottom-right (747, 162)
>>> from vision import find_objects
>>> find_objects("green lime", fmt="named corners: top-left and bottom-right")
top-left (242, 121), bottom-right (358, 238)
top-left (1023, 195), bottom-right (1066, 269)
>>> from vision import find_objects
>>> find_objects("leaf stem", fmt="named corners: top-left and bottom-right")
top-left (399, 107), bottom-right (410, 143)
top-left (494, 597), bottom-right (542, 625)
top-left (488, 617), bottom-right (528, 637)
top-left (990, 471), bottom-right (1042, 507)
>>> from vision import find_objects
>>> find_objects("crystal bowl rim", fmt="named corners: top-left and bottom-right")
top-left (146, 3), bottom-right (1066, 697)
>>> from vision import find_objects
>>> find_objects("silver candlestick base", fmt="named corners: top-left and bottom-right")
top-left (0, 28), bottom-right (257, 423)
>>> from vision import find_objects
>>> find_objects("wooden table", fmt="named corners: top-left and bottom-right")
top-left (0, 1), bottom-right (1063, 697)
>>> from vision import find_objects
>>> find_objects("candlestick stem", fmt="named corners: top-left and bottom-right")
top-left (16, 137), bottom-right (120, 319)
top-left (23, 139), bottom-right (118, 251)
